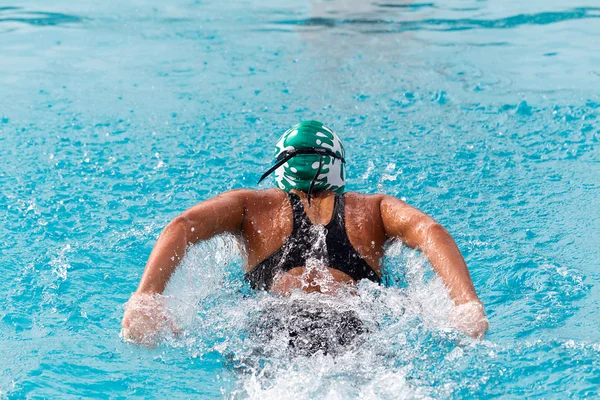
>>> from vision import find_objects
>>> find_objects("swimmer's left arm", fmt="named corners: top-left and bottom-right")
top-left (380, 196), bottom-right (488, 338)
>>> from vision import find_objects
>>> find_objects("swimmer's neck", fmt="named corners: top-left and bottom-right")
top-left (289, 189), bottom-right (337, 199)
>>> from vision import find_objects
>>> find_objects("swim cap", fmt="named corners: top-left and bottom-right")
top-left (258, 121), bottom-right (346, 202)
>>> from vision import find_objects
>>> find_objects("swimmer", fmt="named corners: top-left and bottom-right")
top-left (122, 120), bottom-right (489, 345)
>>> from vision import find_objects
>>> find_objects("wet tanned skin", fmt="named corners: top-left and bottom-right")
top-left (242, 189), bottom-right (387, 295)
top-left (123, 189), bottom-right (488, 341)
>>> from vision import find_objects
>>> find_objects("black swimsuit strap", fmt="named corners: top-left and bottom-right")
top-left (288, 193), bottom-right (305, 229)
top-left (325, 193), bottom-right (344, 230)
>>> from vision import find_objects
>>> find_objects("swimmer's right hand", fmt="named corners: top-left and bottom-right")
top-left (121, 293), bottom-right (179, 347)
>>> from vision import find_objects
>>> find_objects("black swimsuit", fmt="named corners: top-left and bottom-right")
top-left (245, 192), bottom-right (381, 290)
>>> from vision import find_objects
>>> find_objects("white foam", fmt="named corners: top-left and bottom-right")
top-left (157, 236), bottom-right (466, 398)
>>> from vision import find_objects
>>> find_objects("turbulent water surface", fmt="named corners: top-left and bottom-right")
top-left (1, 0), bottom-right (599, 398)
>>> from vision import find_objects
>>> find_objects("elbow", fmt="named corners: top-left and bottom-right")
top-left (170, 215), bottom-right (189, 229)
top-left (163, 215), bottom-right (190, 240)
top-left (426, 222), bottom-right (449, 239)
top-left (416, 220), bottom-right (449, 247)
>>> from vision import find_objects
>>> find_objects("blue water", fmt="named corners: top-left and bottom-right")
top-left (1, 0), bottom-right (599, 398)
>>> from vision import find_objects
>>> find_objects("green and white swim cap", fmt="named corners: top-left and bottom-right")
top-left (258, 121), bottom-right (346, 199)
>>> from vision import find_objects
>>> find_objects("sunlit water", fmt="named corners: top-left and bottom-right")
top-left (1, 0), bottom-right (599, 398)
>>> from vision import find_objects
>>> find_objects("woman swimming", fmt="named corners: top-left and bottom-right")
top-left (122, 120), bottom-right (488, 346)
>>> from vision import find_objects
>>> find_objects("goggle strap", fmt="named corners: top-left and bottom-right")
top-left (257, 147), bottom-right (344, 188)
top-left (306, 156), bottom-right (324, 207)
top-left (276, 147), bottom-right (345, 163)
top-left (257, 153), bottom-right (296, 184)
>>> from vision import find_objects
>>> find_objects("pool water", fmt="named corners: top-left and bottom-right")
top-left (1, 0), bottom-right (599, 398)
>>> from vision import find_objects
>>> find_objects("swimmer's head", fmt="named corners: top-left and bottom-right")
top-left (258, 120), bottom-right (346, 203)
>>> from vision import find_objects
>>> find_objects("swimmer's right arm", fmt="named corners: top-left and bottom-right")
top-left (122, 189), bottom-right (248, 345)
top-left (379, 195), bottom-right (489, 339)
top-left (135, 189), bottom-right (248, 295)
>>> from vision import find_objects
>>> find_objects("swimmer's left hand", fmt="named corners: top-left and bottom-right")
top-left (450, 301), bottom-right (489, 339)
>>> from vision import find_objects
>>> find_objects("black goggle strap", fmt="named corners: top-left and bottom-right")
top-left (257, 153), bottom-right (295, 184)
top-left (306, 156), bottom-right (324, 207)
top-left (257, 147), bottom-right (345, 185)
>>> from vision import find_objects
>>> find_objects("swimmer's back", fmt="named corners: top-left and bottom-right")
top-left (238, 188), bottom-right (387, 274)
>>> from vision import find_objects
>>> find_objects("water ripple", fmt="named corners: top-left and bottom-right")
top-left (273, 8), bottom-right (600, 33)
top-left (374, 2), bottom-right (436, 10)
top-left (0, 7), bottom-right (83, 28)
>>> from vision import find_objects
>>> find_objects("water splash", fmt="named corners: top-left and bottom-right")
top-left (151, 236), bottom-right (471, 398)
top-left (49, 244), bottom-right (72, 281)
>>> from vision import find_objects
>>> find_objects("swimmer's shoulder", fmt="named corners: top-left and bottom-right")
top-left (211, 189), bottom-right (411, 213)
top-left (210, 188), bottom-right (287, 211)
top-left (343, 192), bottom-right (387, 222)
top-left (343, 191), bottom-right (387, 207)
top-left (345, 191), bottom-right (411, 205)
top-left (207, 188), bottom-right (283, 201)
top-left (344, 192), bottom-right (415, 218)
